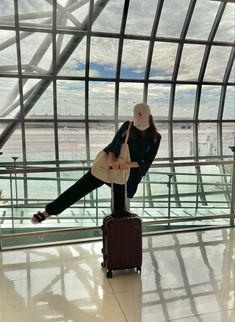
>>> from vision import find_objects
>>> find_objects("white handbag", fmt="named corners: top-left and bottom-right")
top-left (91, 122), bottom-right (132, 184)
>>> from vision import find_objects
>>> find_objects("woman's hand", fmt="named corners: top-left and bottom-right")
top-left (109, 162), bottom-right (129, 169)
top-left (108, 150), bottom-right (139, 170)
top-left (120, 161), bottom-right (139, 169)
top-left (119, 162), bottom-right (130, 170)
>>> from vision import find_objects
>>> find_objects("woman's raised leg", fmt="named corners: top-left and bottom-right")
top-left (31, 170), bottom-right (104, 223)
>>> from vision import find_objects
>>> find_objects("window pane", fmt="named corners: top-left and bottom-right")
top-left (173, 85), bottom-right (196, 119)
top-left (125, 0), bottom-right (156, 36)
top-left (173, 123), bottom-right (193, 157)
top-left (198, 123), bottom-right (218, 157)
top-left (25, 123), bottom-right (55, 161)
top-left (157, 0), bottom-right (190, 38)
top-left (26, 82), bottom-right (53, 118)
top-left (0, 31), bottom-right (17, 72)
top-left (89, 81), bottom-right (115, 117)
top-left (223, 86), bottom-right (235, 120)
top-left (120, 39), bottom-right (149, 79)
top-left (148, 84), bottom-right (171, 118)
top-left (215, 3), bottom-right (235, 42)
top-left (177, 44), bottom-right (205, 81)
top-left (199, 164), bottom-right (228, 209)
top-left (0, 1), bottom-right (14, 26)
top-left (156, 123), bottom-right (168, 158)
top-left (90, 122), bottom-right (115, 160)
top-left (90, 37), bottom-right (119, 78)
top-left (92, 0), bottom-right (124, 33)
top-left (27, 174), bottom-right (57, 202)
top-left (58, 35), bottom-right (86, 77)
top-left (0, 123), bottom-right (22, 161)
top-left (198, 86), bottom-right (221, 120)
top-left (119, 83), bottom-right (144, 117)
top-left (229, 62), bottom-right (235, 83)
top-left (58, 123), bottom-right (86, 161)
top-left (222, 123), bottom-right (235, 155)
top-left (20, 32), bottom-right (52, 75)
top-left (56, 34), bottom-right (72, 56)
top-left (187, 0), bottom-right (220, 40)
top-left (0, 78), bottom-right (19, 119)
top-left (204, 46), bottom-right (231, 82)
top-left (150, 42), bottom-right (178, 80)
top-left (18, 0), bottom-right (52, 28)
top-left (57, 0), bottom-right (89, 30)
top-left (57, 80), bottom-right (85, 118)
top-left (21, 78), bottom-right (42, 118)
top-left (175, 166), bottom-right (197, 199)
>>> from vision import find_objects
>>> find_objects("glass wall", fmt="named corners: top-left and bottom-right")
top-left (0, 0), bottom-right (234, 244)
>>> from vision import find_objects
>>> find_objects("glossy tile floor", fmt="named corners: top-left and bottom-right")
top-left (0, 228), bottom-right (234, 322)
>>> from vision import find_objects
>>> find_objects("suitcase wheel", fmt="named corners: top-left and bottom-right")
top-left (106, 270), bottom-right (112, 278)
top-left (136, 267), bottom-right (141, 274)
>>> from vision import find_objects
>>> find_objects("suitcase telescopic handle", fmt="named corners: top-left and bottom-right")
top-left (110, 181), bottom-right (129, 213)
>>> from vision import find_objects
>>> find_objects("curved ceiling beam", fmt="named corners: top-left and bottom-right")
top-left (0, 0), bottom-right (110, 149)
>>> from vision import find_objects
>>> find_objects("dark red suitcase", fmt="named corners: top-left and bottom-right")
top-left (101, 212), bottom-right (142, 278)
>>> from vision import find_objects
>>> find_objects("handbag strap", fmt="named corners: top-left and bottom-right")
top-left (124, 121), bottom-right (132, 144)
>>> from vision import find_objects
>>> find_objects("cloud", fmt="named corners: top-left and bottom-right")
top-left (0, 0), bottom-right (234, 119)
top-left (90, 36), bottom-right (119, 65)
top-left (204, 46), bottom-right (232, 81)
top-left (1, 1), bottom-right (234, 77)
top-left (124, 0), bottom-right (158, 36)
top-left (92, 0), bottom-right (123, 33)
top-left (157, 0), bottom-right (191, 38)
top-left (177, 44), bottom-right (205, 80)
top-left (186, 0), bottom-right (221, 40)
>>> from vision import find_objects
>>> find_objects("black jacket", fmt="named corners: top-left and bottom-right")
top-left (104, 121), bottom-right (161, 198)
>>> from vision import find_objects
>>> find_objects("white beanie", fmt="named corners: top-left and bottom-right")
top-left (133, 103), bottom-right (151, 131)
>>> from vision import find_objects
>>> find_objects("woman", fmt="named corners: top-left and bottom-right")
top-left (31, 103), bottom-right (161, 223)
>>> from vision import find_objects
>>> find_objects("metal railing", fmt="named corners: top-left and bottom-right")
top-left (0, 158), bottom-right (234, 249)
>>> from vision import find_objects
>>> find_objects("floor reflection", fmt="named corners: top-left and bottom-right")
top-left (0, 227), bottom-right (234, 322)
top-left (145, 228), bottom-right (234, 322)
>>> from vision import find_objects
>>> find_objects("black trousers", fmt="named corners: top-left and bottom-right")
top-left (45, 170), bottom-right (125, 216)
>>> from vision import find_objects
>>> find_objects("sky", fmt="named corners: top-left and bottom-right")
top-left (0, 0), bottom-right (234, 120)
